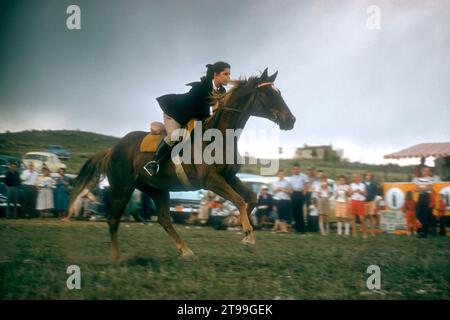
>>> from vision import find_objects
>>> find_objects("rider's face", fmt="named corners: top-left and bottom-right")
top-left (214, 68), bottom-right (231, 86)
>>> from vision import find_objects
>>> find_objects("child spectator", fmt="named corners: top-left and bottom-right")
top-left (314, 174), bottom-right (332, 235)
top-left (350, 173), bottom-right (368, 238)
top-left (335, 175), bottom-right (351, 236)
top-left (307, 198), bottom-right (319, 232)
top-left (403, 191), bottom-right (419, 236)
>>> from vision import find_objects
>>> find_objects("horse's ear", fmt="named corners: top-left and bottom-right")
top-left (268, 71), bottom-right (278, 83)
top-left (260, 68), bottom-right (269, 82)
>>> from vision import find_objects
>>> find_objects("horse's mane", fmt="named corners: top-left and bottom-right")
top-left (212, 76), bottom-right (259, 104)
top-left (204, 76), bottom-right (260, 128)
top-left (205, 76), bottom-right (259, 129)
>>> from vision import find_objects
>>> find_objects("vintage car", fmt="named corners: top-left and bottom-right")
top-left (22, 152), bottom-right (66, 173)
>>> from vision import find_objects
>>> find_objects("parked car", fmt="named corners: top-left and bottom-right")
top-left (0, 181), bottom-right (23, 217)
top-left (47, 145), bottom-right (71, 160)
top-left (0, 155), bottom-right (24, 180)
top-left (22, 152), bottom-right (66, 173)
top-left (237, 173), bottom-right (275, 194)
top-left (169, 190), bottom-right (203, 224)
top-left (0, 182), bottom-right (8, 216)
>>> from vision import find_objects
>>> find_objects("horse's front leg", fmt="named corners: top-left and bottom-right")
top-left (137, 181), bottom-right (195, 259)
top-left (227, 175), bottom-right (258, 225)
top-left (206, 174), bottom-right (255, 245)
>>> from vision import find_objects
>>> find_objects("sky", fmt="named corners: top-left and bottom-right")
top-left (0, 0), bottom-right (449, 166)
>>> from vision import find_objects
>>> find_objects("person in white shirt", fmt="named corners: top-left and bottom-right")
top-left (289, 163), bottom-right (309, 233)
top-left (335, 175), bottom-right (351, 236)
top-left (21, 161), bottom-right (40, 218)
top-left (272, 169), bottom-right (292, 233)
top-left (413, 166), bottom-right (434, 237)
top-left (313, 173), bottom-right (332, 235)
top-left (350, 173), bottom-right (368, 238)
top-left (63, 188), bottom-right (97, 221)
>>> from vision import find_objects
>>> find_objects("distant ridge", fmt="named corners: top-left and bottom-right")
top-left (0, 130), bottom-right (412, 181)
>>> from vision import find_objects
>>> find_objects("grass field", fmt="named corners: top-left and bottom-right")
top-left (1, 219), bottom-right (449, 300)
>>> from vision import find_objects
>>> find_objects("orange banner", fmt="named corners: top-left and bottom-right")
top-left (383, 182), bottom-right (450, 216)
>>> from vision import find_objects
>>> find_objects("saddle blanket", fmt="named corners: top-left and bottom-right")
top-left (140, 133), bottom-right (164, 153)
top-left (140, 120), bottom-right (196, 153)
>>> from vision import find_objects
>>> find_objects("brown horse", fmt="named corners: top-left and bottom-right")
top-left (70, 68), bottom-right (296, 260)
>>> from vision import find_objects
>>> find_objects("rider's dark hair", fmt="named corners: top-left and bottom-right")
top-left (202, 61), bottom-right (230, 81)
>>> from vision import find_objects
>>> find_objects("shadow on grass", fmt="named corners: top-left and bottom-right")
top-left (120, 254), bottom-right (162, 272)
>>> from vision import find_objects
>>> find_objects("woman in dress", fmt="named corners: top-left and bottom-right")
top-left (54, 167), bottom-right (71, 217)
top-left (36, 167), bottom-right (56, 217)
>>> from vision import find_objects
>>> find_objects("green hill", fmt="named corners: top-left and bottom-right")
top-left (0, 130), bottom-right (413, 181)
top-left (0, 130), bottom-right (119, 173)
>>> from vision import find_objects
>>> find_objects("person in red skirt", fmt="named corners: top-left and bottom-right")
top-left (403, 191), bottom-right (419, 236)
top-left (350, 173), bottom-right (368, 238)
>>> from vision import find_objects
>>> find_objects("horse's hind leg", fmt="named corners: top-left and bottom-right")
top-left (137, 183), bottom-right (194, 258)
top-left (108, 185), bottom-right (134, 261)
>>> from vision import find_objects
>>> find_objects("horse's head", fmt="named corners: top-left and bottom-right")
top-left (223, 68), bottom-right (296, 130)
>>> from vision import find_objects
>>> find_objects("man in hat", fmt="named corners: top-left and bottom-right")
top-left (256, 185), bottom-right (275, 227)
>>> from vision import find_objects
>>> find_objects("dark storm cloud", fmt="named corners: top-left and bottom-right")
top-left (0, 0), bottom-right (449, 163)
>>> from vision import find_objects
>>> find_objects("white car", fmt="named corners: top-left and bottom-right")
top-left (22, 151), bottom-right (67, 173)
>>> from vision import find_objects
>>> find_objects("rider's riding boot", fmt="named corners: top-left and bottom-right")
top-left (143, 140), bottom-right (172, 176)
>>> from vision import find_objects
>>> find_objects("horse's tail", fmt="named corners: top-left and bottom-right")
top-left (69, 149), bottom-right (111, 206)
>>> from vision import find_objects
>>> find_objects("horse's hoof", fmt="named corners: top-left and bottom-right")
top-left (181, 250), bottom-right (197, 261)
top-left (242, 242), bottom-right (255, 253)
top-left (181, 254), bottom-right (198, 261)
top-left (242, 238), bottom-right (255, 245)
top-left (242, 235), bottom-right (255, 246)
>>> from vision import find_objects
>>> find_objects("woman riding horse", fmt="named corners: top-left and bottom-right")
top-left (70, 68), bottom-right (296, 261)
top-left (144, 61), bottom-right (231, 176)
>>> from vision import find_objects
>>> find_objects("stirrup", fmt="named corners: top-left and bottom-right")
top-left (143, 160), bottom-right (159, 176)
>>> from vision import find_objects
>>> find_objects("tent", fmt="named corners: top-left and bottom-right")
top-left (384, 142), bottom-right (450, 180)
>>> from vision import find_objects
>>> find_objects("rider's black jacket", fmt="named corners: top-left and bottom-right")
top-left (156, 77), bottom-right (226, 126)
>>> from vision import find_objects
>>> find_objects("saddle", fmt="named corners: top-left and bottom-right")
top-left (140, 120), bottom-right (197, 153)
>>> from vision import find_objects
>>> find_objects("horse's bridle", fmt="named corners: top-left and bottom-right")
top-left (218, 81), bottom-right (274, 115)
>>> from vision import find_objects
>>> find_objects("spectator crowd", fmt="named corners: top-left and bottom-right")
top-left (252, 164), bottom-right (447, 238)
top-left (3, 161), bottom-right (75, 219)
top-left (2, 160), bottom-right (448, 238)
